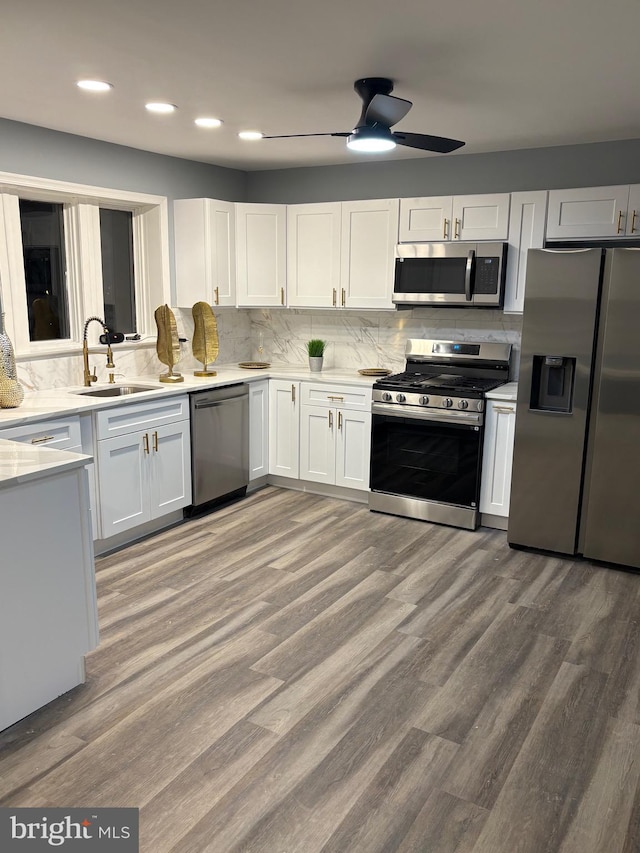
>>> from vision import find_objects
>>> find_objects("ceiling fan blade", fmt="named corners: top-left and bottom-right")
top-left (261, 132), bottom-right (350, 139)
top-left (392, 131), bottom-right (465, 153)
top-left (364, 94), bottom-right (412, 128)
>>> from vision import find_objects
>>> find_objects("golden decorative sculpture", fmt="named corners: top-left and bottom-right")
top-left (191, 302), bottom-right (219, 376)
top-left (154, 304), bottom-right (184, 383)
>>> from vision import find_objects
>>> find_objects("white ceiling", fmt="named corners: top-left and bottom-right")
top-left (1, 0), bottom-right (639, 172)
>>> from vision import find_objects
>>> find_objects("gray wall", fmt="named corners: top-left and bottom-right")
top-left (0, 117), bottom-right (246, 202)
top-left (246, 138), bottom-right (640, 203)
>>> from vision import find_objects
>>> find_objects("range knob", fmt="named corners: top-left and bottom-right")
top-left (420, 395), bottom-right (430, 406)
top-left (442, 398), bottom-right (453, 408)
top-left (396, 393), bottom-right (406, 403)
top-left (382, 392), bottom-right (392, 402)
top-left (458, 399), bottom-right (469, 410)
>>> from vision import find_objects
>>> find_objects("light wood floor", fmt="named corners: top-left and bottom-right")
top-left (2, 485), bottom-right (640, 852)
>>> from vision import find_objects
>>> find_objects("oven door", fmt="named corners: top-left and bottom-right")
top-left (369, 405), bottom-right (484, 528)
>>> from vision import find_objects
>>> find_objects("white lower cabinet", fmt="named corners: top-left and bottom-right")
top-left (299, 382), bottom-right (372, 491)
top-left (249, 380), bottom-right (269, 480)
top-left (269, 380), bottom-right (300, 478)
top-left (95, 396), bottom-right (191, 539)
top-left (480, 400), bottom-right (517, 520)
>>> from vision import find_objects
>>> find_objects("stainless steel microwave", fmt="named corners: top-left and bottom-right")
top-left (393, 241), bottom-right (508, 308)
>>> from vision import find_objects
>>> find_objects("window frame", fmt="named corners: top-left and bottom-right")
top-left (0, 170), bottom-right (170, 355)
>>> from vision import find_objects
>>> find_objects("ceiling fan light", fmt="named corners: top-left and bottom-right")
top-left (347, 126), bottom-right (396, 153)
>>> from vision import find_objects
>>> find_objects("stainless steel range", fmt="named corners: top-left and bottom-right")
top-left (369, 339), bottom-right (511, 530)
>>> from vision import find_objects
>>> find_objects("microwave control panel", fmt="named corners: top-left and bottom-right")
top-left (474, 257), bottom-right (500, 294)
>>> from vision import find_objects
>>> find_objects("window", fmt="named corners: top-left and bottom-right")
top-left (0, 172), bottom-right (170, 356)
top-left (99, 208), bottom-right (136, 334)
top-left (19, 200), bottom-right (70, 342)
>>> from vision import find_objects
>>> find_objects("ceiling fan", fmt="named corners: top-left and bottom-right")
top-left (262, 77), bottom-right (465, 154)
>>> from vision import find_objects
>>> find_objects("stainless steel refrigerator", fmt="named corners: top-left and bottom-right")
top-left (508, 247), bottom-right (640, 570)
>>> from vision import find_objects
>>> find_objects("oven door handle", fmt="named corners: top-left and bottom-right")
top-left (465, 249), bottom-right (475, 301)
top-left (372, 402), bottom-right (483, 426)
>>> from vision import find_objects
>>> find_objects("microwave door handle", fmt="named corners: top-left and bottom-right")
top-left (465, 250), bottom-right (475, 301)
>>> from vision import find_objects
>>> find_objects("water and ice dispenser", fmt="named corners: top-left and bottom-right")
top-left (530, 355), bottom-right (575, 413)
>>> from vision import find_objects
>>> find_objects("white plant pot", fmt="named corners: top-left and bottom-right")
top-left (308, 356), bottom-right (324, 372)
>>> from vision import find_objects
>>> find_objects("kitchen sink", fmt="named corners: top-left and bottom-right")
top-left (73, 385), bottom-right (159, 397)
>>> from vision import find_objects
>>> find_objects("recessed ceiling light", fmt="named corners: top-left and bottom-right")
top-left (145, 102), bottom-right (177, 114)
top-left (194, 117), bottom-right (223, 128)
top-left (77, 80), bottom-right (113, 92)
top-left (238, 131), bottom-right (263, 141)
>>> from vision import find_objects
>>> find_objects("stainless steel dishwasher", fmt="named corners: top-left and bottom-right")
top-left (187, 384), bottom-right (249, 514)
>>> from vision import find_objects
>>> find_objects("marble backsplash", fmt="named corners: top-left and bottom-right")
top-left (249, 308), bottom-right (523, 378)
top-left (15, 309), bottom-right (252, 390)
top-left (14, 306), bottom-right (522, 390)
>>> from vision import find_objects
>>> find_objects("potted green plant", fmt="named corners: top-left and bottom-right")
top-left (306, 339), bottom-right (326, 372)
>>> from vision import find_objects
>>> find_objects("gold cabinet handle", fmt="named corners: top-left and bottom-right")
top-left (31, 434), bottom-right (55, 444)
top-left (617, 210), bottom-right (624, 233)
top-left (341, 288), bottom-right (346, 307)
top-left (291, 384), bottom-right (296, 403)
top-left (443, 218), bottom-right (449, 239)
top-left (631, 210), bottom-right (638, 234)
top-left (328, 410), bottom-right (333, 428)
top-left (494, 405), bottom-right (516, 414)
top-left (153, 430), bottom-right (158, 452)
top-left (454, 218), bottom-right (461, 239)
top-left (214, 286), bottom-right (219, 305)
top-left (143, 433), bottom-right (149, 454)
top-left (332, 288), bottom-right (337, 307)
top-left (338, 411), bottom-right (343, 430)
top-left (280, 287), bottom-right (285, 306)
top-left (328, 395), bottom-right (344, 402)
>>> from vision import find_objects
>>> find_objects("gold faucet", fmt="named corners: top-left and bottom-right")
top-left (82, 317), bottom-right (115, 386)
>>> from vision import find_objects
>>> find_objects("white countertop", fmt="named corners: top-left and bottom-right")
top-left (0, 439), bottom-right (92, 489)
top-left (0, 364), bottom-right (381, 429)
top-left (486, 382), bottom-right (518, 401)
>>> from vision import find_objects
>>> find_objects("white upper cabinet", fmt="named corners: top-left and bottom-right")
top-left (174, 198), bottom-right (236, 307)
top-left (503, 191), bottom-right (548, 314)
top-left (287, 203), bottom-right (342, 307)
top-left (546, 185), bottom-right (640, 239)
top-left (340, 198), bottom-right (399, 310)
top-left (399, 194), bottom-right (510, 242)
top-left (236, 203), bottom-right (287, 307)
top-left (399, 196), bottom-right (453, 241)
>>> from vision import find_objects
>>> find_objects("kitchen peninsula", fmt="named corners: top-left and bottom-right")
top-left (0, 440), bottom-right (98, 730)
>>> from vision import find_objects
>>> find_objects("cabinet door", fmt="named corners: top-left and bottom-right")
top-left (287, 203), bottom-right (341, 307)
top-left (335, 409), bottom-right (371, 490)
top-left (504, 191), bottom-right (548, 313)
top-left (249, 380), bottom-right (269, 480)
top-left (453, 193), bottom-right (510, 241)
top-left (480, 401), bottom-right (517, 518)
top-left (97, 431), bottom-right (150, 536)
top-left (626, 185), bottom-right (640, 236)
top-left (268, 380), bottom-right (299, 477)
top-left (399, 196), bottom-right (453, 241)
top-left (299, 404), bottom-right (336, 485)
top-left (341, 199), bottom-right (399, 310)
top-left (546, 186), bottom-right (630, 239)
top-left (149, 421), bottom-right (192, 519)
top-left (174, 199), bottom-right (236, 307)
top-left (236, 203), bottom-right (287, 307)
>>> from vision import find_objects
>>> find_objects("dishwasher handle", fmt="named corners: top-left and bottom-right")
top-left (190, 384), bottom-right (248, 411)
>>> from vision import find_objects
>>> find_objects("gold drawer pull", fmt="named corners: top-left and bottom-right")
top-left (338, 411), bottom-right (343, 430)
top-left (341, 288), bottom-right (346, 307)
top-left (328, 410), bottom-right (333, 428)
top-left (31, 435), bottom-right (55, 444)
top-left (454, 218), bottom-right (461, 239)
top-left (443, 218), bottom-right (449, 239)
top-left (143, 433), bottom-right (149, 454)
top-left (631, 210), bottom-right (638, 234)
top-left (153, 430), bottom-right (159, 452)
top-left (291, 384), bottom-right (296, 403)
top-left (332, 288), bottom-right (337, 307)
top-left (617, 210), bottom-right (624, 233)
top-left (214, 286), bottom-right (219, 305)
top-left (280, 287), bottom-right (285, 306)
top-left (328, 395), bottom-right (344, 402)
top-left (494, 405), bottom-right (516, 414)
